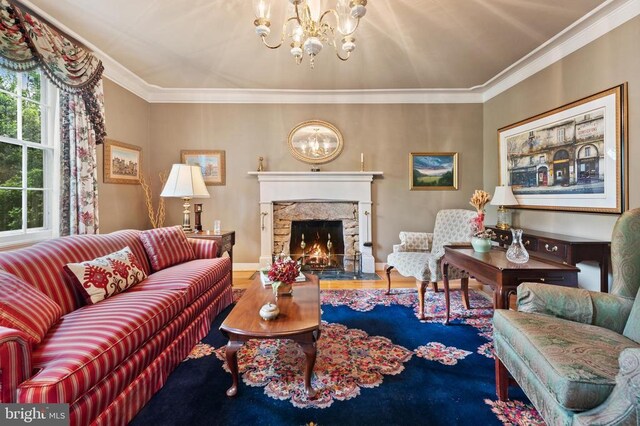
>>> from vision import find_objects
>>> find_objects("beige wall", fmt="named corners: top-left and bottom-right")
top-left (99, 78), bottom-right (151, 233)
top-left (148, 103), bottom-right (483, 264)
top-left (483, 16), bottom-right (640, 290)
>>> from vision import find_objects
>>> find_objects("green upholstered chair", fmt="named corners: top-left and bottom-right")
top-left (493, 208), bottom-right (640, 425)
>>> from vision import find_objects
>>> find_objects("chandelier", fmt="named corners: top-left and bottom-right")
top-left (252, 0), bottom-right (368, 68)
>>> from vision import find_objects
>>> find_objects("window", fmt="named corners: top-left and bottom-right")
top-left (585, 146), bottom-right (591, 157)
top-left (557, 128), bottom-right (565, 142)
top-left (0, 68), bottom-right (58, 246)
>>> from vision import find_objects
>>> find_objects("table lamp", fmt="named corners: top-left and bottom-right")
top-left (491, 185), bottom-right (518, 230)
top-left (161, 164), bottom-right (210, 232)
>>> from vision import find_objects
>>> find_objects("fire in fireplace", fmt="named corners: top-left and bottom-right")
top-left (289, 220), bottom-right (344, 271)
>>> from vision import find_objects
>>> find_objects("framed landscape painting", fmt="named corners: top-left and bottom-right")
top-left (498, 84), bottom-right (627, 213)
top-left (104, 139), bottom-right (142, 184)
top-left (410, 152), bottom-right (458, 190)
top-left (181, 150), bottom-right (226, 186)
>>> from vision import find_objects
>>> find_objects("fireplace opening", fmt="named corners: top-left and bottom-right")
top-left (289, 220), bottom-right (344, 271)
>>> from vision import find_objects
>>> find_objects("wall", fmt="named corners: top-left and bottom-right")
top-left (483, 16), bottom-right (640, 290)
top-left (99, 78), bottom-right (152, 233)
top-left (148, 103), bottom-right (483, 266)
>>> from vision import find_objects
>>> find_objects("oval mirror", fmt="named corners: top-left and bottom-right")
top-left (287, 120), bottom-right (344, 164)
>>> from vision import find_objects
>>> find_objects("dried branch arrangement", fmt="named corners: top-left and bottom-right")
top-left (140, 171), bottom-right (167, 228)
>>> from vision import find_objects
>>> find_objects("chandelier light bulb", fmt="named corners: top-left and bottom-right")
top-left (253, 0), bottom-right (272, 19)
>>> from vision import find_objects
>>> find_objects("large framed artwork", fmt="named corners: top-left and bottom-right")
top-left (181, 150), bottom-right (226, 186)
top-left (410, 152), bottom-right (458, 190)
top-left (498, 84), bottom-right (628, 213)
top-left (104, 139), bottom-right (142, 184)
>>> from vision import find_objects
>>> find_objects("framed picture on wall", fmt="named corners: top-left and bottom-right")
top-left (181, 150), bottom-right (226, 186)
top-left (410, 152), bottom-right (458, 190)
top-left (498, 83), bottom-right (627, 213)
top-left (103, 139), bottom-right (142, 184)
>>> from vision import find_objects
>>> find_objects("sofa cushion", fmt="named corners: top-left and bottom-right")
top-left (128, 257), bottom-right (231, 302)
top-left (63, 247), bottom-right (147, 305)
top-left (494, 309), bottom-right (639, 411)
top-left (25, 289), bottom-right (187, 403)
top-left (0, 270), bottom-right (62, 344)
top-left (0, 230), bottom-right (151, 315)
top-left (140, 226), bottom-right (195, 272)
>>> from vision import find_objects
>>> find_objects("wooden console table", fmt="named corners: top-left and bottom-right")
top-left (487, 226), bottom-right (610, 293)
top-left (441, 245), bottom-right (579, 324)
top-left (186, 230), bottom-right (235, 283)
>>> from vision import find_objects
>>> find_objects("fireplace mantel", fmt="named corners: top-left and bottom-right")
top-left (248, 171), bottom-right (383, 272)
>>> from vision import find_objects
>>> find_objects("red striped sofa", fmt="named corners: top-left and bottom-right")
top-left (0, 229), bottom-right (233, 425)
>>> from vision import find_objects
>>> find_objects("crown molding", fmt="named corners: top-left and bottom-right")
top-left (18, 0), bottom-right (640, 104)
top-left (480, 0), bottom-right (640, 102)
top-left (145, 87), bottom-right (483, 104)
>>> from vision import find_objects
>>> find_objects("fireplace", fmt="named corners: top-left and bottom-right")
top-left (290, 220), bottom-right (345, 271)
top-left (249, 171), bottom-right (383, 273)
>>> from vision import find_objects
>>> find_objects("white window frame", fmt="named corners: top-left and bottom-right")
top-left (0, 70), bottom-right (59, 248)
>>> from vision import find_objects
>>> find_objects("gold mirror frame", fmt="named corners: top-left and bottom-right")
top-left (287, 120), bottom-right (344, 164)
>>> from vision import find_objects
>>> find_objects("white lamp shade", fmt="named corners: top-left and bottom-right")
top-left (491, 185), bottom-right (518, 206)
top-left (160, 164), bottom-right (210, 199)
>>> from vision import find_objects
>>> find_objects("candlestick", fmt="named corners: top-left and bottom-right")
top-left (360, 152), bottom-right (364, 172)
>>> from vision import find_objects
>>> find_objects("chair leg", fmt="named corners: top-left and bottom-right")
top-left (385, 265), bottom-right (394, 295)
top-left (495, 357), bottom-right (509, 401)
top-left (431, 281), bottom-right (438, 292)
top-left (416, 281), bottom-right (427, 320)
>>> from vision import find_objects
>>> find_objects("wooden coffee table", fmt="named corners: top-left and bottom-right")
top-left (219, 273), bottom-right (321, 397)
top-left (441, 245), bottom-right (580, 324)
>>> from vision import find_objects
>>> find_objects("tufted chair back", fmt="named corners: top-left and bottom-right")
top-left (430, 209), bottom-right (477, 255)
top-left (609, 209), bottom-right (640, 342)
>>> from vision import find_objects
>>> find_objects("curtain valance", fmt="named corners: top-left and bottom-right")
top-left (0, 0), bottom-right (106, 145)
top-left (0, 0), bottom-right (104, 94)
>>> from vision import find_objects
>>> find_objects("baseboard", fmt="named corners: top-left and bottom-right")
top-left (233, 263), bottom-right (261, 271)
top-left (233, 262), bottom-right (388, 272)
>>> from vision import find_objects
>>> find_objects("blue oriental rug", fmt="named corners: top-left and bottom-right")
top-left (131, 289), bottom-right (544, 426)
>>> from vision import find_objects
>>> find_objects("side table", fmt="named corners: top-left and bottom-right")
top-left (186, 230), bottom-right (236, 284)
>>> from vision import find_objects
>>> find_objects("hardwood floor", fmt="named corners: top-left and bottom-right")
top-left (232, 269), bottom-right (484, 291)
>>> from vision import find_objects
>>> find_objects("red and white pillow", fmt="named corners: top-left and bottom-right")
top-left (0, 269), bottom-right (63, 344)
top-left (140, 226), bottom-right (196, 271)
top-left (64, 247), bottom-right (147, 305)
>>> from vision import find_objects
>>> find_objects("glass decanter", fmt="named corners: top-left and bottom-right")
top-left (506, 228), bottom-right (529, 263)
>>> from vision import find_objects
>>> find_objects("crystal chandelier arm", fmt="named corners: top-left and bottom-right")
top-left (261, 17), bottom-right (300, 49)
top-left (319, 8), bottom-right (361, 37)
top-left (336, 50), bottom-right (351, 61)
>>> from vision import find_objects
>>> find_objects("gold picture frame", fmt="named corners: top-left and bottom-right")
top-left (288, 120), bottom-right (344, 164)
top-left (103, 139), bottom-right (142, 184)
top-left (498, 83), bottom-right (628, 213)
top-left (181, 150), bottom-right (226, 186)
top-left (410, 152), bottom-right (458, 190)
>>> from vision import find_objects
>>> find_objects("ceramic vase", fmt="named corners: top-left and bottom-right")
top-left (273, 281), bottom-right (293, 298)
top-left (471, 236), bottom-right (492, 253)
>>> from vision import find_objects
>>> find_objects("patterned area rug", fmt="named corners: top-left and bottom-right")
top-left (132, 288), bottom-right (544, 426)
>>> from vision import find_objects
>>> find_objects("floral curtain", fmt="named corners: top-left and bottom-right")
top-left (0, 0), bottom-right (106, 235)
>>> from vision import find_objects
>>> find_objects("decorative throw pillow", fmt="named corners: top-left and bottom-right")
top-left (0, 269), bottom-right (63, 344)
top-left (64, 247), bottom-right (147, 305)
top-left (139, 225), bottom-right (196, 271)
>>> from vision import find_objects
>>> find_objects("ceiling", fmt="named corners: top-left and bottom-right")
top-left (25, 0), bottom-right (609, 92)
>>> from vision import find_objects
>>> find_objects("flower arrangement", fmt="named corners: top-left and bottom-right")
top-left (268, 255), bottom-right (301, 295)
top-left (469, 189), bottom-right (495, 239)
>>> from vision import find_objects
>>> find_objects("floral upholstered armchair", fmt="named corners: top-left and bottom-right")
top-left (386, 209), bottom-right (477, 319)
top-left (493, 208), bottom-right (640, 425)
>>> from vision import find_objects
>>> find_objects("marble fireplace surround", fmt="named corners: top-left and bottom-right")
top-left (248, 171), bottom-right (383, 273)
